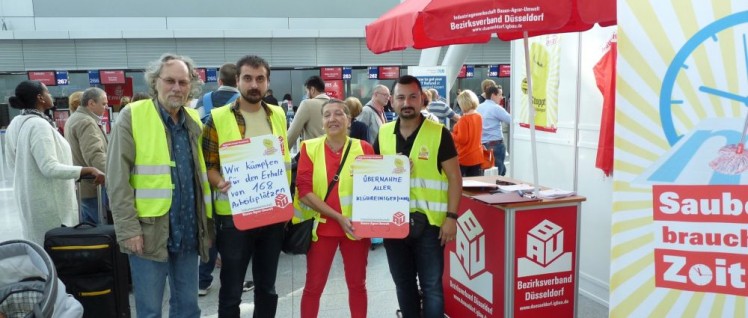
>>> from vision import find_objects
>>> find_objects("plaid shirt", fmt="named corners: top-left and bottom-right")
top-left (202, 100), bottom-right (275, 171)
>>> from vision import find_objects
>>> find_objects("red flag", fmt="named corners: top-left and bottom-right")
top-left (593, 37), bottom-right (616, 176)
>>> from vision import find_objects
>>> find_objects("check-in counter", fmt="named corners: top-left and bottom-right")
top-left (444, 176), bottom-right (586, 318)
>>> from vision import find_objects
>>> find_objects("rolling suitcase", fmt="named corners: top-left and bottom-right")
top-left (44, 183), bottom-right (131, 318)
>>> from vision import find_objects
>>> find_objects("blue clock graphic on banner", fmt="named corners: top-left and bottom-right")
top-left (660, 11), bottom-right (748, 146)
top-left (658, 11), bottom-right (748, 183)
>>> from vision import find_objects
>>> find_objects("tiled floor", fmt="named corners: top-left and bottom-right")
top-left (0, 166), bottom-right (609, 318)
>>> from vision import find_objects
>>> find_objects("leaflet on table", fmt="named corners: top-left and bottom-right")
top-left (351, 155), bottom-right (410, 238)
top-left (497, 184), bottom-right (535, 193)
top-left (462, 180), bottom-right (499, 188)
top-left (218, 136), bottom-right (293, 230)
top-left (537, 189), bottom-right (576, 199)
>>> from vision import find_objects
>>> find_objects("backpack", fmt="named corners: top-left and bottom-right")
top-left (201, 91), bottom-right (240, 123)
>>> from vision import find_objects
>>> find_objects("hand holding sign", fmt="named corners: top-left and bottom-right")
top-left (336, 215), bottom-right (359, 240)
top-left (216, 179), bottom-right (231, 193)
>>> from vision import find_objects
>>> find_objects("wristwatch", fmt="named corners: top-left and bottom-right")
top-left (446, 212), bottom-right (458, 220)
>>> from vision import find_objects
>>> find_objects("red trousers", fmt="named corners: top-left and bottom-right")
top-left (300, 235), bottom-right (371, 318)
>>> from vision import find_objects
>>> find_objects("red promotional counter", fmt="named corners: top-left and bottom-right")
top-left (444, 176), bottom-right (586, 318)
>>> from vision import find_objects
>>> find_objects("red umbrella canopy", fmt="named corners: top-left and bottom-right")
top-left (365, 0), bottom-right (616, 54)
top-left (365, 0), bottom-right (492, 54)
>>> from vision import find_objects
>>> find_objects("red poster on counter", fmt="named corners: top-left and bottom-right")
top-left (321, 67), bottom-right (342, 80)
top-left (53, 110), bottom-right (69, 134)
top-left (100, 108), bottom-right (111, 134)
top-left (104, 77), bottom-right (133, 106)
top-left (324, 80), bottom-right (344, 99)
top-left (196, 68), bottom-right (206, 82)
top-left (28, 71), bottom-right (56, 86)
top-left (444, 197), bottom-right (505, 318)
top-left (457, 65), bottom-right (467, 78)
top-left (513, 205), bottom-right (577, 318)
top-left (100, 70), bottom-right (125, 84)
top-left (379, 66), bottom-right (400, 79)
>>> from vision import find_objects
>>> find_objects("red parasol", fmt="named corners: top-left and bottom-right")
top-left (365, 0), bottom-right (488, 54)
top-left (366, 0), bottom-right (616, 193)
top-left (366, 0), bottom-right (616, 54)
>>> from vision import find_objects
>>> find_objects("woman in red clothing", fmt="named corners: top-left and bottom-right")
top-left (452, 90), bottom-right (484, 177)
top-left (295, 99), bottom-right (374, 318)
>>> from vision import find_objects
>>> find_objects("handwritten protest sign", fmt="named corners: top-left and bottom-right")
top-left (351, 155), bottom-right (410, 238)
top-left (218, 136), bottom-right (292, 230)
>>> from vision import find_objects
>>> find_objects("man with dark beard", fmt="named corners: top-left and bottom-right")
top-left (373, 75), bottom-right (461, 318)
top-left (201, 55), bottom-right (291, 318)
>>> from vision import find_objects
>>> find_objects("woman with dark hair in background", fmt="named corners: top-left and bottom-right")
top-left (4, 80), bottom-right (105, 244)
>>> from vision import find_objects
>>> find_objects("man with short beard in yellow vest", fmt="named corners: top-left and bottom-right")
top-left (201, 55), bottom-right (291, 318)
top-left (107, 53), bottom-right (213, 318)
top-left (374, 75), bottom-right (462, 318)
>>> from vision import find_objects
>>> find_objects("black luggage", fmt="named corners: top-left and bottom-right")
top-left (44, 223), bottom-right (130, 318)
top-left (44, 182), bottom-right (130, 318)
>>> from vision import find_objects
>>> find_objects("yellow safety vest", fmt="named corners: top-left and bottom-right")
top-left (293, 137), bottom-right (364, 241)
top-left (211, 104), bottom-right (291, 215)
top-left (129, 100), bottom-right (212, 218)
top-left (378, 119), bottom-right (449, 226)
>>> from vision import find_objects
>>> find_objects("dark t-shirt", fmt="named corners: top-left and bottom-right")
top-left (349, 119), bottom-right (368, 141)
top-left (373, 116), bottom-right (458, 173)
top-left (264, 95), bottom-right (279, 106)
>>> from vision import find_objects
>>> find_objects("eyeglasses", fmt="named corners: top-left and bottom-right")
top-left (376, 92), bottom-right (391, 98)
top-left (159, 77), bottom-right (190, 88)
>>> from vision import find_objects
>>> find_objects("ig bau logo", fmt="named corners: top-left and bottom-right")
top-left (517, 219), bottom-right (572, 277)
top-left (450, 209), bottom-right (493, 302)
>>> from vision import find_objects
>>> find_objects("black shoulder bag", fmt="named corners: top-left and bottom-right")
top-left (282, 140), bottom-right (352, 255)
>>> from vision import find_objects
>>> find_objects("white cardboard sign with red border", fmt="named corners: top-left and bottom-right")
top-left (351, 155), bottom-right (410, 238)
top-left (218, 136), bottom-right (293, 230)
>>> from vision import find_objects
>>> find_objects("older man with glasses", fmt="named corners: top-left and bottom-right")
top-left (357, 84), bottom-right (390, 145)
top-left (107, 53), bottom-right (213, 318)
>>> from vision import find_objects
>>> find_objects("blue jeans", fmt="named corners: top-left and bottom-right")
top-left (485, 141), bottom-right (507, 176)
top-left (384, 225), bottom-right (445, 318)
top-left (80, 186), bottom-right (107, 224)
top-left (198, 245), bottom-right (218, 290)
top-left (129, 249), bottom-right (200, 318)
top-left (215, 216), bottom-right (285, 318)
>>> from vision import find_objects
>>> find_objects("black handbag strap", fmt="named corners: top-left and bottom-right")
top-left (323, 139), bottom-right (352, 202)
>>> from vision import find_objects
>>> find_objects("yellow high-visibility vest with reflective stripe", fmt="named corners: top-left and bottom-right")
top-left (211, 104), bottom-right (291, 216)
top-left (293, 137), bottom-right (363, 241)
top-left (378, 119), bottom-right (449, 226)
top-left (130, 100), bottom-right (213, 218)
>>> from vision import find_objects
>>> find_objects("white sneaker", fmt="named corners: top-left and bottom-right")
top-left (198, 283), bottom-right (212, 297)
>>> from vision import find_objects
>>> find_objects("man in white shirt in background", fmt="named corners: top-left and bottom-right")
top-left (477, 85), bottom-right (511, 176)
